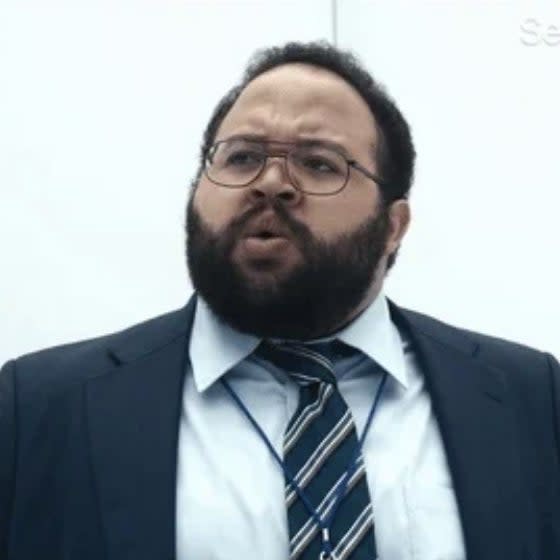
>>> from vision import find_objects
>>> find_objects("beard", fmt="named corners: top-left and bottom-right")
top-left (185, 191), bottom-right (391, 340)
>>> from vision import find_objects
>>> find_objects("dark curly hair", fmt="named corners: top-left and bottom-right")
top-left (196, 41), bottom-right (416, 205)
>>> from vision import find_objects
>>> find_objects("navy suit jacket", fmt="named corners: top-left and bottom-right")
top-left (1, 296), bottom-right (559, 559)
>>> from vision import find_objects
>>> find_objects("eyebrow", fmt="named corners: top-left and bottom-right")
top-left (222, 133), bottom-right (353, 160)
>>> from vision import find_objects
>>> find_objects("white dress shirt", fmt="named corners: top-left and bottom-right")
top-left (176, 294), bottom-right (466, 559)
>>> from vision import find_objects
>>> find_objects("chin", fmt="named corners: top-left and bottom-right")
top-left (236, 266), bottom-right (293, 295)
top-left (233, 253), bottom-right (302, 281)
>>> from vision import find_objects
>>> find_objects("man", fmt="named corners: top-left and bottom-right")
top-left (1, 41), bottom-right (559, 560)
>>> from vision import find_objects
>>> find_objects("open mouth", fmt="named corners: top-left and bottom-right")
top-left (242, 213), bottom-right (291, 243)
top-left (239, 224), bottom-right (294, 260)
top-left (255, 230), bottom-right (281, 239)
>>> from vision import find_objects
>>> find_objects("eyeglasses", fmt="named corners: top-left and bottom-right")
top-left (203, 138), bottom-right (385, 196)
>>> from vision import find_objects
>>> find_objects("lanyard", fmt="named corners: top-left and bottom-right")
top-left (221, 368), bottom-right (388, 558)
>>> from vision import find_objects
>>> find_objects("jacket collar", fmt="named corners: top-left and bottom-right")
top-left (86, 298), bottom-right (196, 560)
top-left (390, 301), bottom-right (532, 559)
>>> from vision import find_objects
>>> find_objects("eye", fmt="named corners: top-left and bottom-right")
top-left (301, 156), bottom-right (338, 173)
top-left (225, 150), bottom-right (263, 167)
top-left (291, 146), bottom-right (346, 176)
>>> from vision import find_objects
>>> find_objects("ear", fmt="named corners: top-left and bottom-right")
top-left (385, 199), bottom-right (411, 257)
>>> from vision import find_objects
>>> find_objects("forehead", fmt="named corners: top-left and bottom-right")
top-left (215, 63), bottom-right (378, 155)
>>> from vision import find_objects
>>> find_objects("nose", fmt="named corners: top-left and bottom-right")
top-left (248, 155), bottom-right (301, 205)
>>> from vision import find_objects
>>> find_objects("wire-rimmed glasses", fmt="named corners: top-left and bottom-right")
top-left (204, 138), bottom-right (384, 196)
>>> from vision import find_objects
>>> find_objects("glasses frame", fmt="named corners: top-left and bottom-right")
top-left (203, 139), bottom-right (386, 196)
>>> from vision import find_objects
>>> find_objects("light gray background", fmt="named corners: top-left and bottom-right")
top-left (1, 0), bottom-right (559, 364)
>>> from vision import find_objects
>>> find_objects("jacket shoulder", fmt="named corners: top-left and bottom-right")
top-left (8, 303), bottom-right (193, 399)
top-left (395, 305), bottom-right (556, 384)
top-left (402, 306), bottom-right (545, 354)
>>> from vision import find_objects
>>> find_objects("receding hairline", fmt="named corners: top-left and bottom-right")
top-left (238, 61), bottom-right (370, 98)
top-left (229, 62), bottom-right (375, 120)
top-left (219, 62), bottom-right (381, 167)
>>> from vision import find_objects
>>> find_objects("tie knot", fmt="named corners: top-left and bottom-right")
top-left (255, 340), bottom-right (354, 386)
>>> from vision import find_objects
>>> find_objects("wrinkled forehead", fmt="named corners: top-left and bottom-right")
top-left (215, 63), bottom-right (378, 159)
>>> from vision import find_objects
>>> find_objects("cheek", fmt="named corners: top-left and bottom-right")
top-left (304, 189), bottom-right (378, 239)
top-left (193, 180), bottom-right (242, 229)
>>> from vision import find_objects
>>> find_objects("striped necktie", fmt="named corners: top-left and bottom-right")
top-left (256, 340), bottom-right (378, 560)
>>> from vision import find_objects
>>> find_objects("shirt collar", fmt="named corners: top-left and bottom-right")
top-left (189, 293), bottom-right (409, 393)
top-left (336, 294), bottom-right (409, 388)
top-left (189, 298), bottom-right (260, 393)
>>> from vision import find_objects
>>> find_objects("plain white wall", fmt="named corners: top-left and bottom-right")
top-left (0, 0), bottom-right (331, 362)
top-left (1, 0), bottom-right (558, 364)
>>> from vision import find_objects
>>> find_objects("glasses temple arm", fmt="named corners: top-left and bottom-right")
top-left (349, 160), bottom-right (386, 186)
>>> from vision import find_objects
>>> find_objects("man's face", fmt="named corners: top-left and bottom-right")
top-left (187, 63), bottom-right (409, 339)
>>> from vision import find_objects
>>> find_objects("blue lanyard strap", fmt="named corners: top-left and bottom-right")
top-left (221, 368), bottom-right (388, 554)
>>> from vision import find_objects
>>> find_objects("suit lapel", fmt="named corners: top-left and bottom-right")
top-left (391, 303), bottom-right (531, 559)
top-left (86, 298), bottom-right (196, 560)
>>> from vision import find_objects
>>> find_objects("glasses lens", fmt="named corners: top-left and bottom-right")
top-left (206, 140), bottom-right (265, 186)
top-left (288, 145), bottom-right (347, 194)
